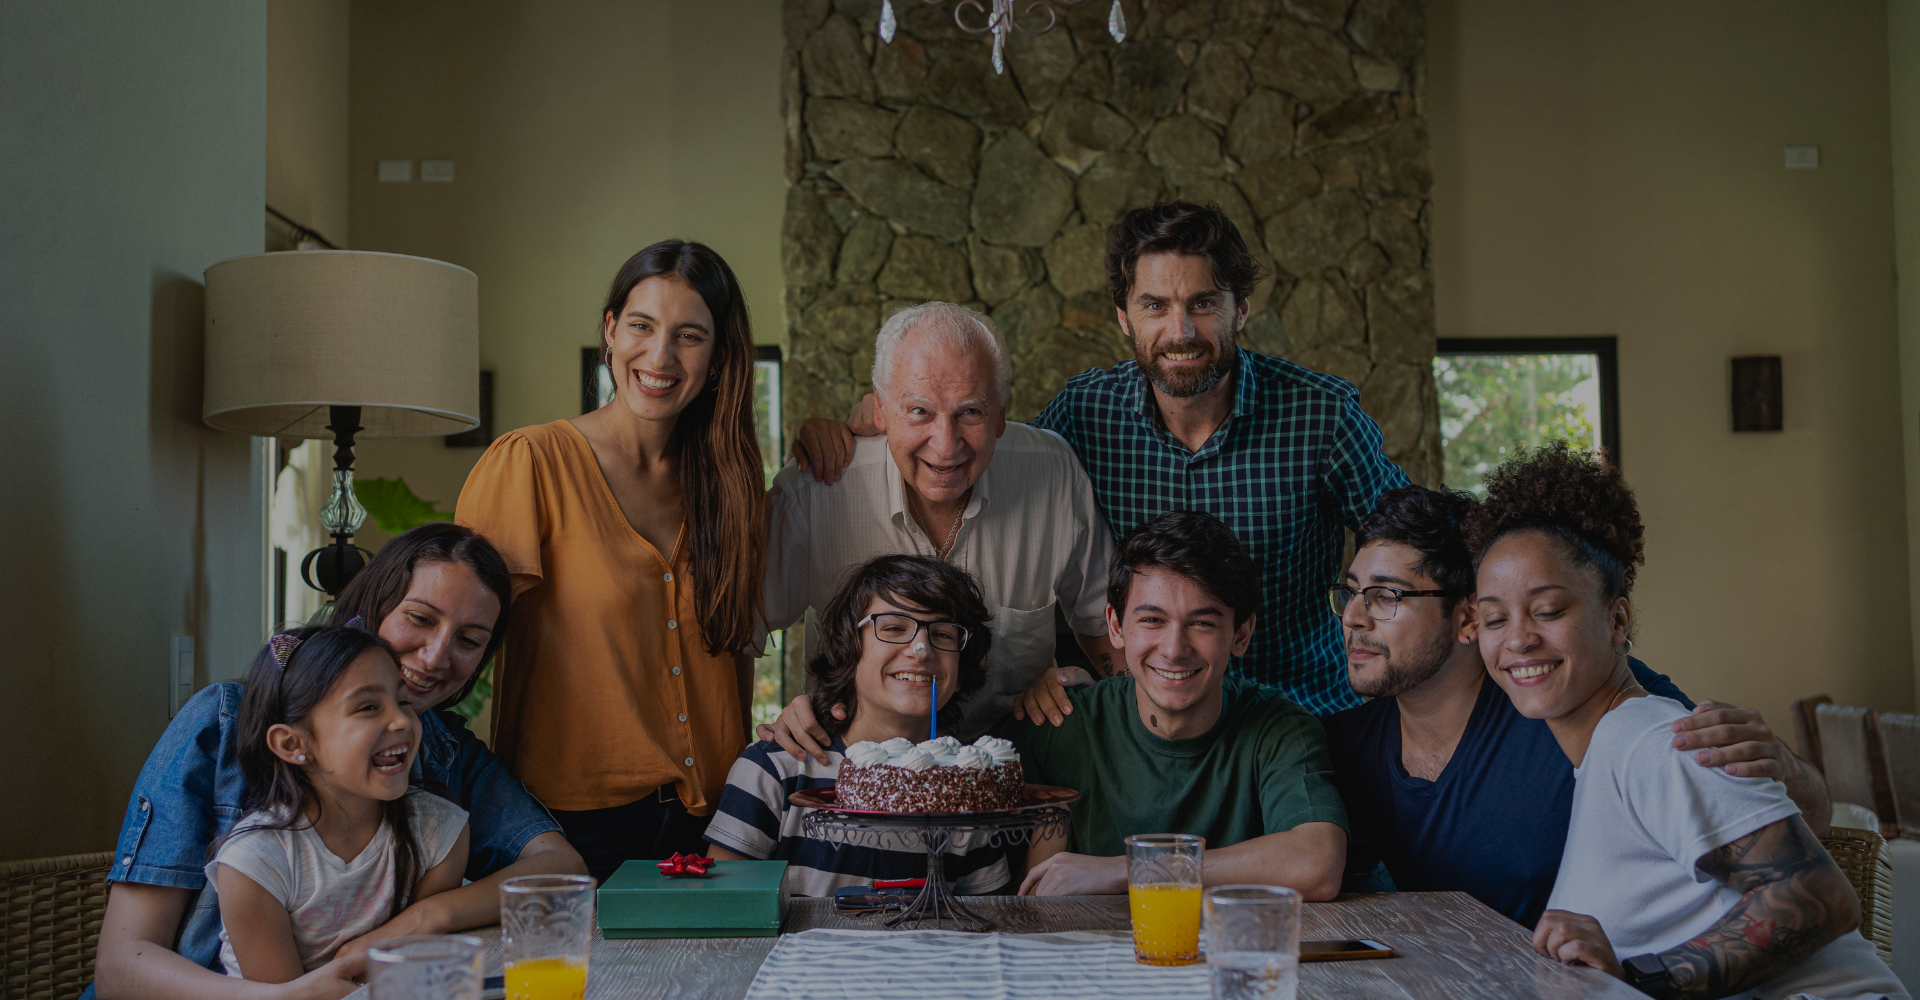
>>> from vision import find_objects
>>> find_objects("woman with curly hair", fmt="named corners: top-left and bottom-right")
top-left (703, 555), bottom-right (1008, 896)
top-left (1467, 443), bottom-right (1903, 999)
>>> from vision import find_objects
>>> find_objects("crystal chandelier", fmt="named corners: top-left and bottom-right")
top-left (879, 0), bottom-right (1128, 75)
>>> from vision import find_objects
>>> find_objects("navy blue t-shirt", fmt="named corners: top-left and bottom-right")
top-left (1324, 659), bottom-right (1691, 928)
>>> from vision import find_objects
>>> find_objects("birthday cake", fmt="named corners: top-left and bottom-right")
top-left (833, 735), bottom-right (1025, 812)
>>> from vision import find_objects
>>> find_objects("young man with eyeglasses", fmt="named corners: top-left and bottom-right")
top-left (1322, 486), bottom-right (1832, 928)
top-left (1009, 510), bottom-right (1348, 899)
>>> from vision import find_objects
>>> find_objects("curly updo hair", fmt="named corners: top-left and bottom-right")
top-left (807, 554), bottom-right (994, 738)
top-left (1462, 442), bottom-right (1644, 603)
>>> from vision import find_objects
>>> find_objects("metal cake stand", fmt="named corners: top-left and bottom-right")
top-left (791, 785), bottom-right (1079, 932)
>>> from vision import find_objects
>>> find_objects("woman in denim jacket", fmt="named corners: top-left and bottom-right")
top-left (89, 524), bottom-right (587, 1000)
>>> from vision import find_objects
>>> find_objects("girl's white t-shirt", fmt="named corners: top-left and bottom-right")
top-left (205, 789), bottom-right (468, 977)
top-left (1546, 695), bottom-right (1907, 1000)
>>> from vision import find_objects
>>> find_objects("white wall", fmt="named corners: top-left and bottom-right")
top-left (0, 2), bottom-right (268, 859)
top-left (344, 0), bottom-right (787, 531)
top-left (1429, 0), bottom-right (1911, 736)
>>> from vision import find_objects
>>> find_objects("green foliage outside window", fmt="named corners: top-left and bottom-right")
top-left (1434, 354), bottom-right (1599, 492)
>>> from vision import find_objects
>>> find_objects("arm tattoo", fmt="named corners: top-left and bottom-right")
top-left (1092, 652), bottom-right (1114, 679)
top-left (1659, 816), bottom-right (1855, 999)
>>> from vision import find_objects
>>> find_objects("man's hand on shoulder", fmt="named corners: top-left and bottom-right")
top-left (1012, 667), bottom-right (1094, 726)
top-left (756, 695), bottom-right (843, 765)
top-left (789, 395), bottom-right (882, 485)
top-left (1671, 700), bottom-right (1829, 834)
top-left (1670, 701), bottom-right (1797, 779)
top-left (1018, 852), bottom-right (1126, 896)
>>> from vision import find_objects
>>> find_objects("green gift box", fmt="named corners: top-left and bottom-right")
top-left (596, 859), bottom-right (789, 938)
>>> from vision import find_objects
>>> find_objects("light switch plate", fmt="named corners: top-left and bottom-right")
top-left (378, 159), bottom-right (413, 182)
top-left (421, 159), bottom-right (455, 183)
top-left (1785, 146), bottom-right (1820, 169)
top-left (170, 636), bottom-right (195, 718)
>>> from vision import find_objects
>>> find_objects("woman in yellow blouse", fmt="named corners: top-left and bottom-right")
top-left (457, 240), bottom-right (766, 881)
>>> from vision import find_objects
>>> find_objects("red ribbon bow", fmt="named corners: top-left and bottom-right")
top-left (656, 852), bottom-right (715, 876)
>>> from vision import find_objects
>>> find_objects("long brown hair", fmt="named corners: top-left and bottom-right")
top-left (601, 240), bottom-right (766, 654)
top-left (330, 522), bottom-right (513, 710)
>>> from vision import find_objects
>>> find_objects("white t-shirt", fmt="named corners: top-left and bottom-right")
top-left (206, 790), bottom-right (468, 977)
top-left (1547, 695), bottom-right (1907, 1000)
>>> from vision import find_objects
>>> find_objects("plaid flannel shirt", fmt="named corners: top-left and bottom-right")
top-left (1032, 349), bottom-right (1409, 716)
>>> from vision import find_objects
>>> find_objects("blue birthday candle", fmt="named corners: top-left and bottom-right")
top-left (930, 673), bottom-right (938, 741)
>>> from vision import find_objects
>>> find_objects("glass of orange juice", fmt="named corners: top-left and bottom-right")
top-left (1125, 833), bottom-right (1204, 966)
top-left (501, 875), bottom-right (595, 1000)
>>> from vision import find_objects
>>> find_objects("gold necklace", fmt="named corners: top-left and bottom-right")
top-left (909, 488), bottom-right (970, 560)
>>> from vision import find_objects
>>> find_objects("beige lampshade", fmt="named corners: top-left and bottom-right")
top-left (202, 250), bottom-right (480, 438)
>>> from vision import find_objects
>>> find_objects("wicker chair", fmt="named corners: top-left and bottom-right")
top-left (0, 852), bottom-right (113, 1000)
top-left (1822, 826), bottom-right (1894, 968)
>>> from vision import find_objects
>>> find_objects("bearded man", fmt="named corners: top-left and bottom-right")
top-left (1323, 485), bottom-right (1832, 928)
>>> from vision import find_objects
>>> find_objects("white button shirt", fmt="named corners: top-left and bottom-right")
top-left (760, 422), bottom-right (1115, 738)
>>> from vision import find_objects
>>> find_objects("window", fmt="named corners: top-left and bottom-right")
top-left (1433, 337), bottom-right (1618, 492)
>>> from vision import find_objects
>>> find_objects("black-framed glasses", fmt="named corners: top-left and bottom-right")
top-left (856, 612), bottom-right (971, 652)
top-left (1327, 584), bottom-right (1463, 622)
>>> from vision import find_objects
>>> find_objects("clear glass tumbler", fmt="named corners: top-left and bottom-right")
top-left (1203, 885), bottom-right (1301, 1000)
top-left (367, 934), bottom-right (484, 1000)
top-left (501, 874), bottom-right (596, 1000)
top-left (1125, 833), bottom-right (1205, 966)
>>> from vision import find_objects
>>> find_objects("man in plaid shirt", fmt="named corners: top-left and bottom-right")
top-left (790, 202), bottom-right (1408, 718)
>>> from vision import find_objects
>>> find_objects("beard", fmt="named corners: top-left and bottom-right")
top-left (1347, 625), bottom-right (1458, 700)
top-left (1124, 316), bottom-right (1238, 398)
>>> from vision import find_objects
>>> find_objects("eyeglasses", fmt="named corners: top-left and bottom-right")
top-left (1327, 584), bottom-right (1462, 622)
top-left (857, 612), bottom-right (971, 652)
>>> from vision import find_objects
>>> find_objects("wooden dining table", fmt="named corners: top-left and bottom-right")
top-left (463, 891), bottom-right (1641, 998)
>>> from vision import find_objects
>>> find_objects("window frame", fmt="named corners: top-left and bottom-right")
top-left (1434, 336), bottom-right (1620, 470)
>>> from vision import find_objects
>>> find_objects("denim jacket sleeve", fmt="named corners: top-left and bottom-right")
top-left (109, 683), bottom-right (246, 890)
top-left (416, 708), bottom-right (560, 880)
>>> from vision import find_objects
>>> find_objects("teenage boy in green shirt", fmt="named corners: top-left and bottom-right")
top-left (1007, 510), bottom-right (1347, 899)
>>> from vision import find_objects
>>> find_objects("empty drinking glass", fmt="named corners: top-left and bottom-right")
top-left (1203, 885), bottom-right (1301, 1000)
top-left (367, 935), bottom-right (485, 1000)
top-left (1125, 833), bottom-right (1205, 965)
top-left (501, 874), bottom-right (596, 1000)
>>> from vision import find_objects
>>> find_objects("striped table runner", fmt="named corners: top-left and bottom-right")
top-left (741, 928), bottom-right (1208, 999)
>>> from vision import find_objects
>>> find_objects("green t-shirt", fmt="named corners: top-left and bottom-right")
top-left (994, 675), bottom-right (1347, 857)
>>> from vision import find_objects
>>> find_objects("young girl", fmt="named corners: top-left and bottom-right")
top-left (704, 554), bottom-right (1007, 895)
top-left (1469, 443), bottom-right (1905, 1000)
top-left (206, 625), bottom-right (470, 981)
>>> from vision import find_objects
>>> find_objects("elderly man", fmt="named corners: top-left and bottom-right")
top-left (758, 301), bottom-right (1118, 758)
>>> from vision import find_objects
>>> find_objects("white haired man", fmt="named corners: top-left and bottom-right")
top-left (757, 302), bottom-right (1119, 760)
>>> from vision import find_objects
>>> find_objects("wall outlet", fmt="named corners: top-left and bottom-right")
top-left (170, 636), bottom-right (195, 718)
top-left (421, 159), bottom-right (455, 183)
top-left (1785, 146), bottom-right (1820, 169)
top-left (378, 159), bottom-right (413, 182)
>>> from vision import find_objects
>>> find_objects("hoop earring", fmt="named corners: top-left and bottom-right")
top-left (707, 369), bottom-right (720, 388)
top-left (603, 347), bottom-right (612, 370)
top-left (1617, 638), bottom-right (1634, 656)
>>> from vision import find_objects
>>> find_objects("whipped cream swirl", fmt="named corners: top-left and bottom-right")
top-left (971, 734), bottom-right (1019, 764)
top-left (843, 741), bottom-right (891, 767)
top-left (878, 737), bottom-right (916, 755)
top-left (917, 735), bottom-right (962, 756)
top-left (951, 745), bottom-right (992, 770)
top-left (888, 748), bottom-right (937, 772)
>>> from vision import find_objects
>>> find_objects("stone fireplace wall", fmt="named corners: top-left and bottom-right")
top-left (779, 0), bottom-right (1440, 484)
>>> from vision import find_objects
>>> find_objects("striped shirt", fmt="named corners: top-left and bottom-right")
top-left (703, 739), bottom-right (1009, 897)
top-left (1031, 350), bottom-right (1409, 716)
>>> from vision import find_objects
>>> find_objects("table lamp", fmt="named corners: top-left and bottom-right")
top-left (202, 250), bottom-right (479, 597)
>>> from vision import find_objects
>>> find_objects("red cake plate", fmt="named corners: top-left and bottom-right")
top-left (789, 784), bottom-right (1080, 932)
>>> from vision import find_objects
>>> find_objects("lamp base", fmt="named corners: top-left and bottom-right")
top-left (301, 539), bottom-right (370, 598)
